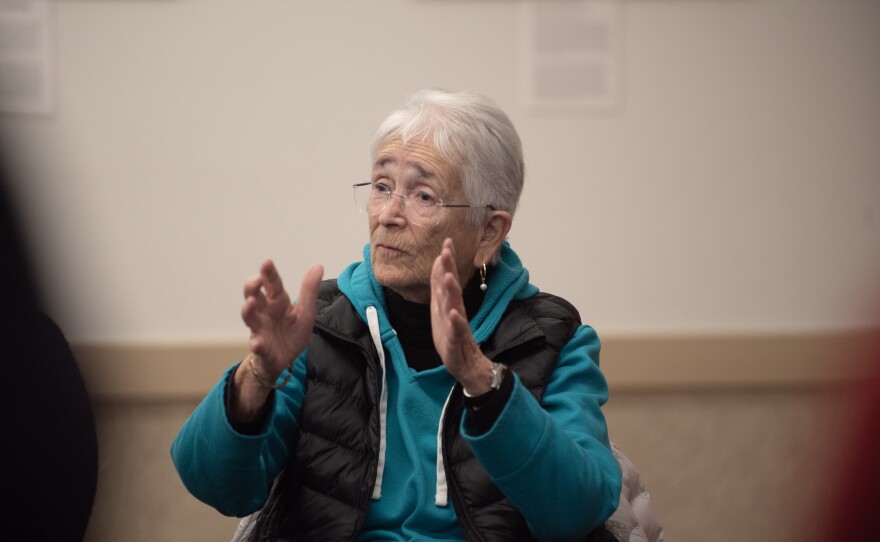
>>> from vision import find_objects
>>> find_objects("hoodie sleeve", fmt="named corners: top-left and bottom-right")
top-left (461, 325), bottom-right (621, 541)
top-left (170, 355), bottom-right (308, 517)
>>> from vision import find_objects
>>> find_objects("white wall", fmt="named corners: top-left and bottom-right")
top-left (3, 0), bottom-right (879, 343)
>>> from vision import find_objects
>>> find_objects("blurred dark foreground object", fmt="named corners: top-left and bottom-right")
top-left (0, 158), bottom-right (98, 540)
top-left (813, 327), bottom-right (880, 541)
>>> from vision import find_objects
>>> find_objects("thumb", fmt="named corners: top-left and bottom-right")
top-left (295, 264), bottom-right (324, 318)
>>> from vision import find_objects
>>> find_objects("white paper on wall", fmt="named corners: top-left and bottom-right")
top-left (0, 0), bottom-right (53, 114)
top-left (521, 0), bottom-right (623, 112)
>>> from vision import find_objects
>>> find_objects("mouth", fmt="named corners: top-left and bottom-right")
top-left (375, 243), bottom-right (406, 255)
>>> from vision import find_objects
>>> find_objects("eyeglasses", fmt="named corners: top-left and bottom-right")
top-left (353, 182), bottom-right (493, 228)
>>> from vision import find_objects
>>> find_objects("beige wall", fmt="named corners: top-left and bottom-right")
top-left (2, 0), bottom-right (879, 343)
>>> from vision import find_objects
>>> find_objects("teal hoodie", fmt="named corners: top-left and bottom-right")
top-left (171, 243), bottom-right (621, 541)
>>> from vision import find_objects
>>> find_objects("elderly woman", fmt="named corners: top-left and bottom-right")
top-left (172, 89), bottom-right (622, 541)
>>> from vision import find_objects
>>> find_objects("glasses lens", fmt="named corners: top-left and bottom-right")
top-left (354, 184), bottom-right (372, 214)
top-left (409, 200), bottom-right (441, 228)
top-left (352, 183), bottom-right (442, 228)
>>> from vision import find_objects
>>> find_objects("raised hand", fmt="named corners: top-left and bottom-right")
top-left (232, 260), bottom-right (323, 420)
top-left (241, 260), bottom-right (324, 380)
top-left (430, 239), bottom-right (494, 395)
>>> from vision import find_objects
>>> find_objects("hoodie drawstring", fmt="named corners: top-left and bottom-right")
top-left (435, 388), bottom-right (454, 507)
top-left (366, 306), bottom-right (388, 500)
top-left (366, 306), bottom-right (453, 507)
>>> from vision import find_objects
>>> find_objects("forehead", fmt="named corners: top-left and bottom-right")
top-left (373, 139), bottom-right (459, 185)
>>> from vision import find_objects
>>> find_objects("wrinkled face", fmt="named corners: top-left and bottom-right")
top-left (368, 139), bottom-right (483, 303)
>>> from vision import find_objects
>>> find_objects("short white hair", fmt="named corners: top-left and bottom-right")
top-left (371, 89), bottom-right (524, 226)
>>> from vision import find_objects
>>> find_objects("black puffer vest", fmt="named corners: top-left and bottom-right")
top-left (249, 280), bottom-right (607, 541)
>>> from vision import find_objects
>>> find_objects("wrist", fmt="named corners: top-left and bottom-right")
top-left (461, 358), bottom-right (494, 396)
top-left (462, 361), bottom-right (507, 398)
top-left (230, 364), bottom-right (270, 423)
top-left (244, 353), bottom-right (293, 390)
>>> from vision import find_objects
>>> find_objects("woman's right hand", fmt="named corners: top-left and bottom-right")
top-left (231, 260), bottom-right (323, 422)
top-left (239, 260), bottom-right (324, 387)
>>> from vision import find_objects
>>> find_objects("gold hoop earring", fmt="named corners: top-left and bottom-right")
top-left (479, 262), bottom-right (488, 292)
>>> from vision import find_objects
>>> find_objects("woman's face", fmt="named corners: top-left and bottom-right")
top-left (368, 138), bottom-right (483, 303)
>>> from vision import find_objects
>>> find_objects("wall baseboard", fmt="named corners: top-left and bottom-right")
top-left (72, 330), bottom-right (878, 402)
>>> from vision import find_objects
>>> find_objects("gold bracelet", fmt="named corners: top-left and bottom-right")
top-left (246, 353), bottom-right (294, 389)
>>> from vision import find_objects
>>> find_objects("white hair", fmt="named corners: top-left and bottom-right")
top-left (371, 89), bottom-right (525, 226)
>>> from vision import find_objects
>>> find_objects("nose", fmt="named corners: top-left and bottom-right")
top-left (377, 192), bottom-right (407, 226)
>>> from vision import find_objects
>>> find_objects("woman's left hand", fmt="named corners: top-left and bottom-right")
top-left (431, 238), bottom-right (495, 395)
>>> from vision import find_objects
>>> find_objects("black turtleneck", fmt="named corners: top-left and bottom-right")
top-left (384, 270), bottom-right (485, 372)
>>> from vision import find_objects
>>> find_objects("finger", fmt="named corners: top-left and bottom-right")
top-left (241, 296), bottom-right (263, 331)
top-left (439, 248), bottom-right (460, 287)
top-left (432, 260), bottom-right (451, 315)
top-left (260, 259), bottom-right (285, 299)
top-left (443, 238), bottom-right (459, 282)
top-left (430, 255), bottom-right (446, 327)
top-left (249, 335), bottom-right (266, 357)
top-left (447, 308), bottom-right (470, 342)
top-left (431, 250), bottom-right (446, 298)
top-left (432, 245), bottom-right (454, 300)
top-left (441, 271), bottom-right (464, 318)
top-left (243, 274), bottom-right (265, 300)
top-left (294, 264), bottom-right (324, 319)
top-left (431, 273), bottom-right (454, 333)
top-left (442, 271), bottom-right (463, 301)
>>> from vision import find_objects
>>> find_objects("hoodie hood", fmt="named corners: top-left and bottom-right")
top-left (337, 240), bottom-right (537, 338)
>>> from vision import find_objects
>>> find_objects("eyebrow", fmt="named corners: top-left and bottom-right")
top-left (373, 156), bottom-right (436, 181)
top-left (373, 156), bottom-right (394, 168)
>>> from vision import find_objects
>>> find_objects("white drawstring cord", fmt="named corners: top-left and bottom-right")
top-left (434, 387), bottom-right (454, 506)
top-left (366, 306), bottom-right (388, 500)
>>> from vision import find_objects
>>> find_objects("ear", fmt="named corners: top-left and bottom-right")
top-left (473, 211), bottom-right (513, 267)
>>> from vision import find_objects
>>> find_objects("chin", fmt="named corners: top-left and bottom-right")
top-left (374, 267), bottom-right (410, 288)
top-left (373, 266), bottom-right (429, 299)
top-left (373, 254), bottom-right (411, 282)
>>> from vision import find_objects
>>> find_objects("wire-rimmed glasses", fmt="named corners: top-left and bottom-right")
top-left (353, 182), bottom-right (493, 228)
